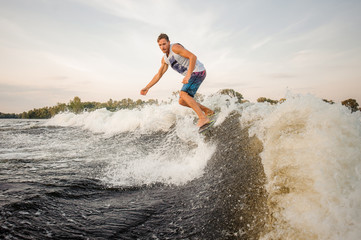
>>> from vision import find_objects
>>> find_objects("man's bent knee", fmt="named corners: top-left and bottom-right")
top-left (179, 91), bottom-right (191, 106)
top-left (179, 91), bottom-right (190, 98)
top-left (179, 98), bottom-right (187, 106)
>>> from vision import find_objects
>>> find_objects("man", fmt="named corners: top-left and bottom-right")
top-left (140, 33), bottom-right (214, 127)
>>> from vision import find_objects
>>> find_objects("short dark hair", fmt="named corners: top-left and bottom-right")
top-left (157, 33), bottom-right (169, 42)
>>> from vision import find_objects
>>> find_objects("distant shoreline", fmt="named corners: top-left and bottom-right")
top-left (1, 90), bottom-right (359, 119)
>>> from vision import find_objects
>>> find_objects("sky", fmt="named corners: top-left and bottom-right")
top-left (1, 0), bottom-right (361, 113)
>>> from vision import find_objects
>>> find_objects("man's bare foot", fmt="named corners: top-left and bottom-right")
top-left (197, 117), bottom-right (210, 127)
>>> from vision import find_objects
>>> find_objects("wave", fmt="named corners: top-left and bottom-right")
top-left (241, 93), bottom-right (361, 240)
top-left (44, 94), bottom-right (240, 187)
top-left (44, 94), bottom-right (240, 135)
top-left (44, 92), bottom-right (361, 239)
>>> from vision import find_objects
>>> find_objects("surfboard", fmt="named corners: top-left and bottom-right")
top-left (198, 113), bottom-right (218, 134)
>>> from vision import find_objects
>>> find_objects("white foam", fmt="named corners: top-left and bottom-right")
top-left (94, 94), bottom-right (244, 187)
top-left (44, 98), bottom-right (229, 186)
top-left (101, 136), bottom-right (215, 186)
top-left (45, 103), bottom-right (182, 135)
top-left (202, 94), bottom-right (242, 126)
top-left (45, 93), bottom-right (243, 135)
top-left (241, 93), bottom-right (361, 240)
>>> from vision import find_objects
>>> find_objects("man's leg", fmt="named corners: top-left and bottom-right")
top-left (179, 98), bottom-right (214, 116)
top-left (179, 91), bottom-right (210, 127)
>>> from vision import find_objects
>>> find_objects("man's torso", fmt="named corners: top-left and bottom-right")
top-left (163, 43), bottom-right (205, 76)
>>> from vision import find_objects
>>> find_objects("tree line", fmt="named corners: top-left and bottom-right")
top-left (0, 89), bottom-right (359, 119)
top-left (0, 97), bottom-right (159, 119)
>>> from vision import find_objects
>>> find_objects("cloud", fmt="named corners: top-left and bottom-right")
top-left (268, 73), bottom-right (296, 79)
top-left (50, 76), bottom-right (69, 81)
top-left (74, 0), bottom-right (220, 40)
top-left (251, 37), bottom-right (272, 50)
top-left (1, 0), bottom-right (361, 111)
top-left (75, 0), bottom-right (184, 28)
top-left (44, 52), bottom-right (91, 72)
top-left (0, 17), bottom-right (34, 46)
top-left (0, 83), bottom-right (80, 112)
top-left (75, 0), bottom-right (158, 25)
top-left (0, 83), bottom-right (77, 96)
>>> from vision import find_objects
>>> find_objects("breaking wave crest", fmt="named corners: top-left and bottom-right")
top-left (242, 94), bottom-right (361, 240)
top-left (44, 93), bottom-right (361, 239)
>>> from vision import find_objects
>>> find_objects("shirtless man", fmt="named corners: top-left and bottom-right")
top-left (140, 33), bottom-right (214, 127)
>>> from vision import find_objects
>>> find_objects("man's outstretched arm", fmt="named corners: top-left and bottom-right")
top-left (140, 58), bottom-right (168, 95)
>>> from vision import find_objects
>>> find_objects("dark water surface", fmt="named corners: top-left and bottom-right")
top-left (0, 116), bottom-right (267, 239)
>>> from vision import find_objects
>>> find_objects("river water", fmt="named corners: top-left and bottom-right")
top-left (1, 93), bottom-right (360, 239)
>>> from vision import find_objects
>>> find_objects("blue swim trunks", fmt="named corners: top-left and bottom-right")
top-left (181, 70), bottom-right (206, 97)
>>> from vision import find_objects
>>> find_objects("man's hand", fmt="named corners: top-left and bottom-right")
top-left (173, 44), bottom-right (196, 84)
top-left (182, 75), bottom-right (190, 84)
top-left (140, 87), bottom-right (149, 95)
